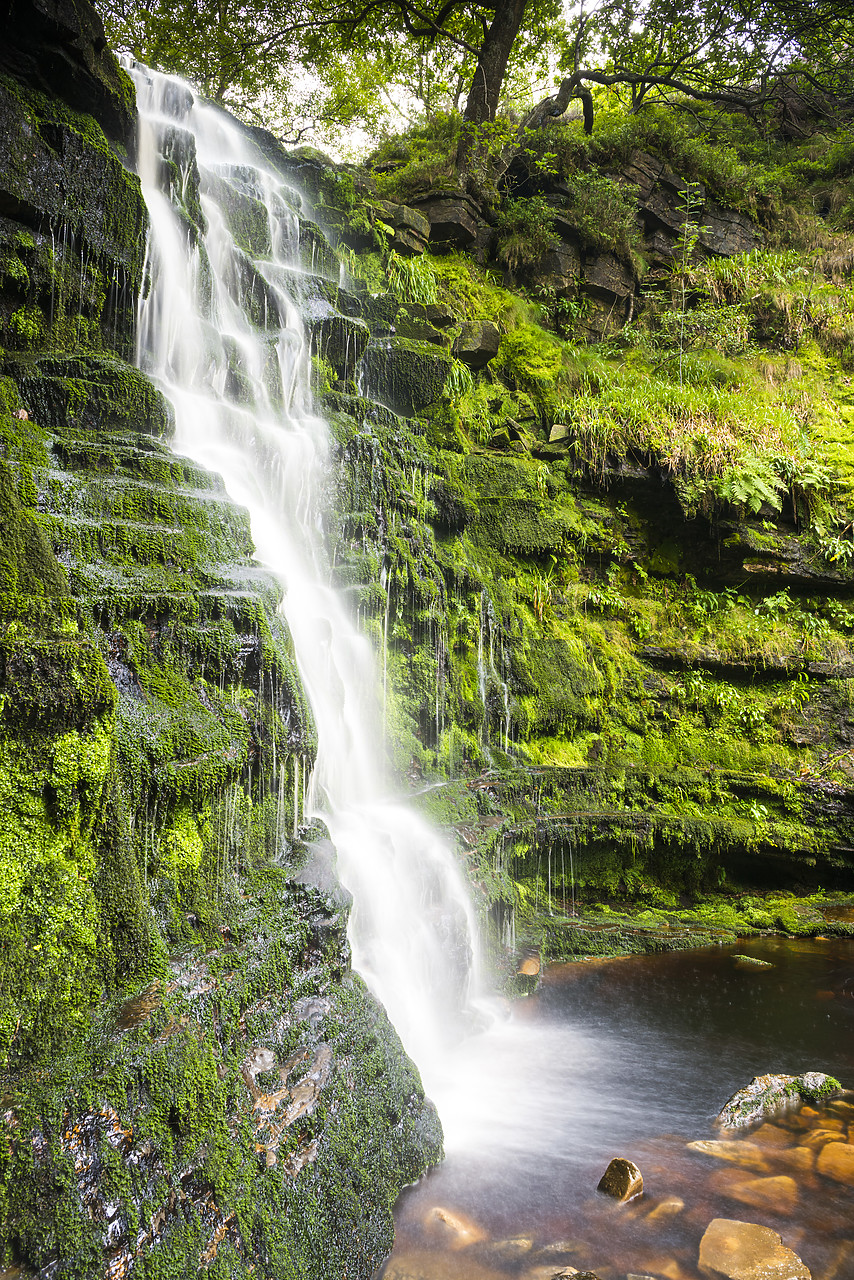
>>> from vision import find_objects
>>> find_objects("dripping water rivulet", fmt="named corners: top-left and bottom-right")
top-left (130, 65), bottom-right (484, 1099)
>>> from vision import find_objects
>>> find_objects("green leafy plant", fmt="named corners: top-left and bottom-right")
top-left (673, 181), bottom-right (707, 386)
top-left (754, 589), bottom-right (793, 620)
top-left (386, 249), bottom-right (439, 304)
top-left (659, 302), bottom-right (752, 356)
top-left (714, 458), bottom-right (786, 515)
top-left (495, 198), bottom-right (559, 273)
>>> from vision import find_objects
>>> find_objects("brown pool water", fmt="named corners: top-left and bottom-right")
top-left (380, 938), bottom-right (854, 1280)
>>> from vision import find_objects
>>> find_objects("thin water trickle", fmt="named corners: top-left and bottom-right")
top-left (131, 66), bottom-right (484, 1090)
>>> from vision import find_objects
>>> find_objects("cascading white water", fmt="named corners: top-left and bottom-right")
top-left (130, 66), bottom-right (482, 1090)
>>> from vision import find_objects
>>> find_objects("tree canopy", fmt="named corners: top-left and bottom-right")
top-left (101, 0), bottom-right (854, 154)
top-left (527, 0), bottom-right (854, 137)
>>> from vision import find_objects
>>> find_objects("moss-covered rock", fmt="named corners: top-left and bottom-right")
top-left (360, 338), bottom-right (453, 416)
top-left (0, 0), bottom-right (136, 146)
top-left (0, 867), bottom-right (442, 1279)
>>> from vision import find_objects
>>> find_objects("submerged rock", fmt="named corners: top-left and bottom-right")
top-left (645, 1195), bottom-right (685, 1222)
top-left (688, 1139), bottom-right (772, 1172)
top-left (718, 1072), bottom-right (842, 1129)
top-left (816, 1140), bottom-right (854, 1184)
top-left (530, 1239), bottom-right (591, 1268)
top-left (383, 1250), bottom-right (501, 1280)
top-left (478, 1236), bottom-right (535, 1265)
top-left (698, 1218), bottom-right (810, 1279)
top-left (596, 1157), bottom-right (643, 1201)
top-left (423, 1204), bottom-right (487, 1249)
top-left (709, 1170), bottom-right (799, 1215)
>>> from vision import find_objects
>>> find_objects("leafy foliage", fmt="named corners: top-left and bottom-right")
top-left (496, 197), bottom-right (559, 271)
top-left (385, 250), bottom-right (440, 303)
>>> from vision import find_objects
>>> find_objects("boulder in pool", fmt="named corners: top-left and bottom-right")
top-left (422, 1204), bottom-right (486, 1249)
top-left (698, 1218), bottom-right (810, 1279)
top-left (816, 1140), bottom-right (854, 1185)
top-left (717, 1072), bottom-right (841, 1129)
top-left (596, 1157), bottom-right (643, 1201)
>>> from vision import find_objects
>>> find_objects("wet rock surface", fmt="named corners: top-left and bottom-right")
top-left (718, 1073), bottom-right (841, 1129)
top-left (698, 1218), bottom-right (810, 1280)
top-left (360, 337), bottom-right (453, 414)
top-left (596, 1157), bottom-right (644, 1201)
top-left (0, 0), bottom-right (136, 144)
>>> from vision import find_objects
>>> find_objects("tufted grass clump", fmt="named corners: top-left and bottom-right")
top-left (367, 112), bottom-right (461, 202)
top-left (495, 197), bottom-right (560, 272)
top-left (385, 249), bottom-right (439, 304)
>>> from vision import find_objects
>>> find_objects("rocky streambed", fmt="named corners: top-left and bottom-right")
top-left (379, 938), bottom-right (854, 1280)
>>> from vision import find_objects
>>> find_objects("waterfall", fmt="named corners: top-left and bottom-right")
top-left (131, 67), bottom-right (481, 1090)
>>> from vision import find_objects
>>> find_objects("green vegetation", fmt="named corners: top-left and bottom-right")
top-left (304, 65), bottom-right (854, 979)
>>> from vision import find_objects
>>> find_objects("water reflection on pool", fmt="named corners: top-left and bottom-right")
top-left (381, 938), bottom-right (854, 1280)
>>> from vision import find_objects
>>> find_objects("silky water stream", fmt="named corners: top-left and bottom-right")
top-left (131, 67), bottom-right (480, 1085)
top-left (131, 69), bottom-right (854, 1280)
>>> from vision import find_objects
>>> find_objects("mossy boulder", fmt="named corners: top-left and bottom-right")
top-left (0, 874), bottom-right (443, 1279)
top-left (359, 338), bottom-right (453, 416)
top-left (718, 1072), bottom-right (843, 1129)
top-left (310, 312), bottom-right (370, 382)
top-left (0, 0), bottom-right (136, 146)
top-left (4, 355), bottom-right (171, 438)
top-left (0, 458), bottom-right (69, 600)
top-left (0, 76), bottom-right (145, 284)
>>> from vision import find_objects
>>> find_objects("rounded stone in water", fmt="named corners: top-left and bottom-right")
top-left (698, 1218), bottom-right (810, 1280)
top-left (596, 1156), bottom-right (643, 1201)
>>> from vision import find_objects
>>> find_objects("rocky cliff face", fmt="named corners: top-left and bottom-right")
top-left (296, 102), bottom-right (854, 956)
top-left (0, 4), bottom-right (441, 1276)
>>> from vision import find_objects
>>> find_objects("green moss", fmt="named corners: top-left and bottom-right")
top-left (0, 460), bottom-right (69, 601)
top-left (496, 324), bottom-right (565, 414)
top-left (0, 721), bottom-right (114, 1063)
top-left (7, 305), bottom-right (46, 347)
